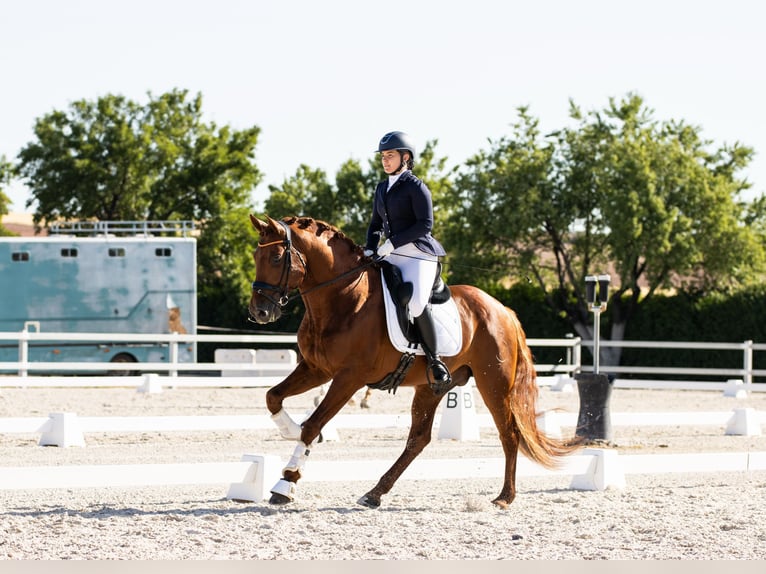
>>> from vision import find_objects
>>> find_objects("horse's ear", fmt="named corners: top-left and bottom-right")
top-left (265, 216), bottom-right (284, 234)
top-left (250, 214), bottom-right (269, 234)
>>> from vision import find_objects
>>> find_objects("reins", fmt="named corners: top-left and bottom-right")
top-left (296, 259), bottom-right (378, 301)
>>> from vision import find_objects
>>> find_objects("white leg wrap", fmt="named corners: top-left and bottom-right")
top-left (271, 408), bottom-right (302, 440)
top-left (271, 478), bottom-right (297, 500)
top-left (283, 441), bottom-right (312, 473)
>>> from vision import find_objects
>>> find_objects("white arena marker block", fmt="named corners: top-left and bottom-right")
top-left (537, 410), bottom-right (562, 439)
top-left (137, 373), bottom-right (163, 394)
top-left (301, 409), bottom-right (340, 442)
top-left (226, 454), bottom-right (282, 503)
top-left (38, 412), bottom-right (86, 448)
top-left (725, 408), bottom-right (762, 436)
top-left (438, 384), bottom-right (480, 441)
top-left (723, 379), bottom-right (747, 399)
top-left (551, 375), bottom-right (576, 393)
top-left (569, 448), bottom-right (625, 491)
top-left (319, 417), bottom-right (340, 442)
top-left (255, 348), bottom-right (297, 364)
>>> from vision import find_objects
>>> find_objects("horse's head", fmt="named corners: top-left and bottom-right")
top-left (248, 215), bottom-right (307, 324)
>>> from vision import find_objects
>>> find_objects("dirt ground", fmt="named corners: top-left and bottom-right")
top-left (1, 384), bottom-right (765, 559)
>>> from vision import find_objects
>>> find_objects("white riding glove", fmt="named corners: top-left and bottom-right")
top-left (376, 239), bottom-right (395, 258)
top-left (363, 249), bottom-right (375, 258)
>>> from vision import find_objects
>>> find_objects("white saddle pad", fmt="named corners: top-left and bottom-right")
top-left (381, 274), bottom-right (462, 356)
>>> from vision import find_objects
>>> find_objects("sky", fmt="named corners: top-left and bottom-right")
top-left (1, 0), bottom-right (765, 213)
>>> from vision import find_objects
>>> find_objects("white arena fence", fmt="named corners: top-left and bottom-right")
top-left (1, 405), bottom-right (764, 446)
top-left (2, 450), bottom-right (765, 502)
top-left (2, 330), bottom-right (766, 393)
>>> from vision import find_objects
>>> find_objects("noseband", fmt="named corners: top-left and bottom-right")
top-left (251, 220), bottom-right (306, 309)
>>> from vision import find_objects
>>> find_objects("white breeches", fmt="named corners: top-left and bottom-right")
top-left (387, 242), bottom-right (439, 318)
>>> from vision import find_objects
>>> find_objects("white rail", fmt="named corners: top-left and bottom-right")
top-left (2, 409), bottom-right (763, 446)
top-left (2, 331), bottom-right (766, 391)
top-left (1, 451), bottom-right (765, 494)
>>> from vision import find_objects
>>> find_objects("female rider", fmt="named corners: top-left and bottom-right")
top-left (363, 131), bottom-right (451, 391)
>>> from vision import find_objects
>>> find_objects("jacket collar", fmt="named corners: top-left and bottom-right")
top-left (386, 169), bottom-right (414, 191)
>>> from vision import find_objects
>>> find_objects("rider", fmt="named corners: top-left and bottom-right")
top-left (363, 131), bottom-right (451, 390)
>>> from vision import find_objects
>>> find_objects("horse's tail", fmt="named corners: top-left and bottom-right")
top-left (506, 307), bottom-right (583, 468)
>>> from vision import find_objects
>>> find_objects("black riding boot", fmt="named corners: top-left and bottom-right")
top-left (414, 306), bottom-right (452, 394)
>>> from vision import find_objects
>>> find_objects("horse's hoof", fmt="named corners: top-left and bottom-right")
top-left (269, 492), bottom-right (293, 505)
top-left (269, 478), bottom-right (296, 505)
top-left (357, 493), bottom-right (381, 509)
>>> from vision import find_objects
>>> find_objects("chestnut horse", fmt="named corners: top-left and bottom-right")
top-left (248, 215), bottom-right (580, 509)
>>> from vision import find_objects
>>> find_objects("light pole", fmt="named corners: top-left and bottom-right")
top-left (585, 274), bottom-right (611, 374)
top-left (575, 273), bottom-right (613, 443)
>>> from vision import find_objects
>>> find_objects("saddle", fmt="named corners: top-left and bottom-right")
top-left (379, 261), bottom-right (451, 345)
top-left (369, 261), bottom-right (454, 394)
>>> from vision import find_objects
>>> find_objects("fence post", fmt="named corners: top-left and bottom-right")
top-left (573, 337), bottom-right (582, 375)
top-left (743, 340), bottom-right (753, 388)
top-left (18, 331), bottom-right (28, 378)
top-left (169, 334), bottom-right (179, 378)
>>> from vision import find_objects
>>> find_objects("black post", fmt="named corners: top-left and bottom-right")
top-left (577, 274), bottom-right (613, 443)
top-left (575, 372), bottom-right (613, 442)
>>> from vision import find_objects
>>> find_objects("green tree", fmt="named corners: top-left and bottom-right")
top-left (263, 164), bottom-right (335, 221)
top-left (333, 159), bottom-right (378, 243)
top-left (0, 156), bottom-right (13, 235)
top-left (14, 89), bottom-right (263, 328)
top-left (443, 94), bottom-right (764, 366)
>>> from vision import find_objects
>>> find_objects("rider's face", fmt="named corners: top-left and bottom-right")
top-left (381, 150), bottom-right (407, 175)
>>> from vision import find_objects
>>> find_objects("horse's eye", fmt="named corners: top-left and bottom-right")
top-left (271, 252), bottom-right (282, 265)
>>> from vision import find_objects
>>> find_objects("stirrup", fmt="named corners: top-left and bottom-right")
top-left (428, 358), bottom-right (452, 395)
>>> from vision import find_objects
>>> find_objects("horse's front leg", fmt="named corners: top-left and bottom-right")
top-left (269, 368), bottom-right (361, 505)
top-left (266, 360), bottom-right (329, 441)
top-left (358, 382), bottom-right (444, 508)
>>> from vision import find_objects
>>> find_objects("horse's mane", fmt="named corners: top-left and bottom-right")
top-left (283, 216), bottom-right (364, 255)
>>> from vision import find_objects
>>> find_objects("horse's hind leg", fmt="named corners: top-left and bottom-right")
top-left (357, 382), bottom-right (444, 508)
top-left (473, 363), bottom-right (521, 508)
top-left (360, 387), bottom-right (373, 409)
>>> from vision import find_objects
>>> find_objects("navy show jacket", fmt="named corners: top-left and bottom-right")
top-left (364, 171), bottom-right (446, 256)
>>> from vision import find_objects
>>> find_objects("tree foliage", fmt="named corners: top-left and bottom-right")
top-left (8, 89), bottom-right (765, 345)
top-left (16, 89), bottom-right (261, 225)
top-left (441, 94), bottom-right (764, 364)
top-left (0, 156), bottom-right (13, 235)
top-left (14, 89), bottom-right (263, 328)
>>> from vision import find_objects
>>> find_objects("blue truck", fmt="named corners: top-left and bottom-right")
top-left (0, 221), bottom-right (197, 373)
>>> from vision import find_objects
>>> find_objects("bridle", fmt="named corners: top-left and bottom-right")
top-left (250, 220), bottom-right (307, 309)
top-left (250, 220), bottom-right (378, 316)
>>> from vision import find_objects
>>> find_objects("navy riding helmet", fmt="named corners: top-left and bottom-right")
top-left (377, 131), bottom-right (416, 161)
